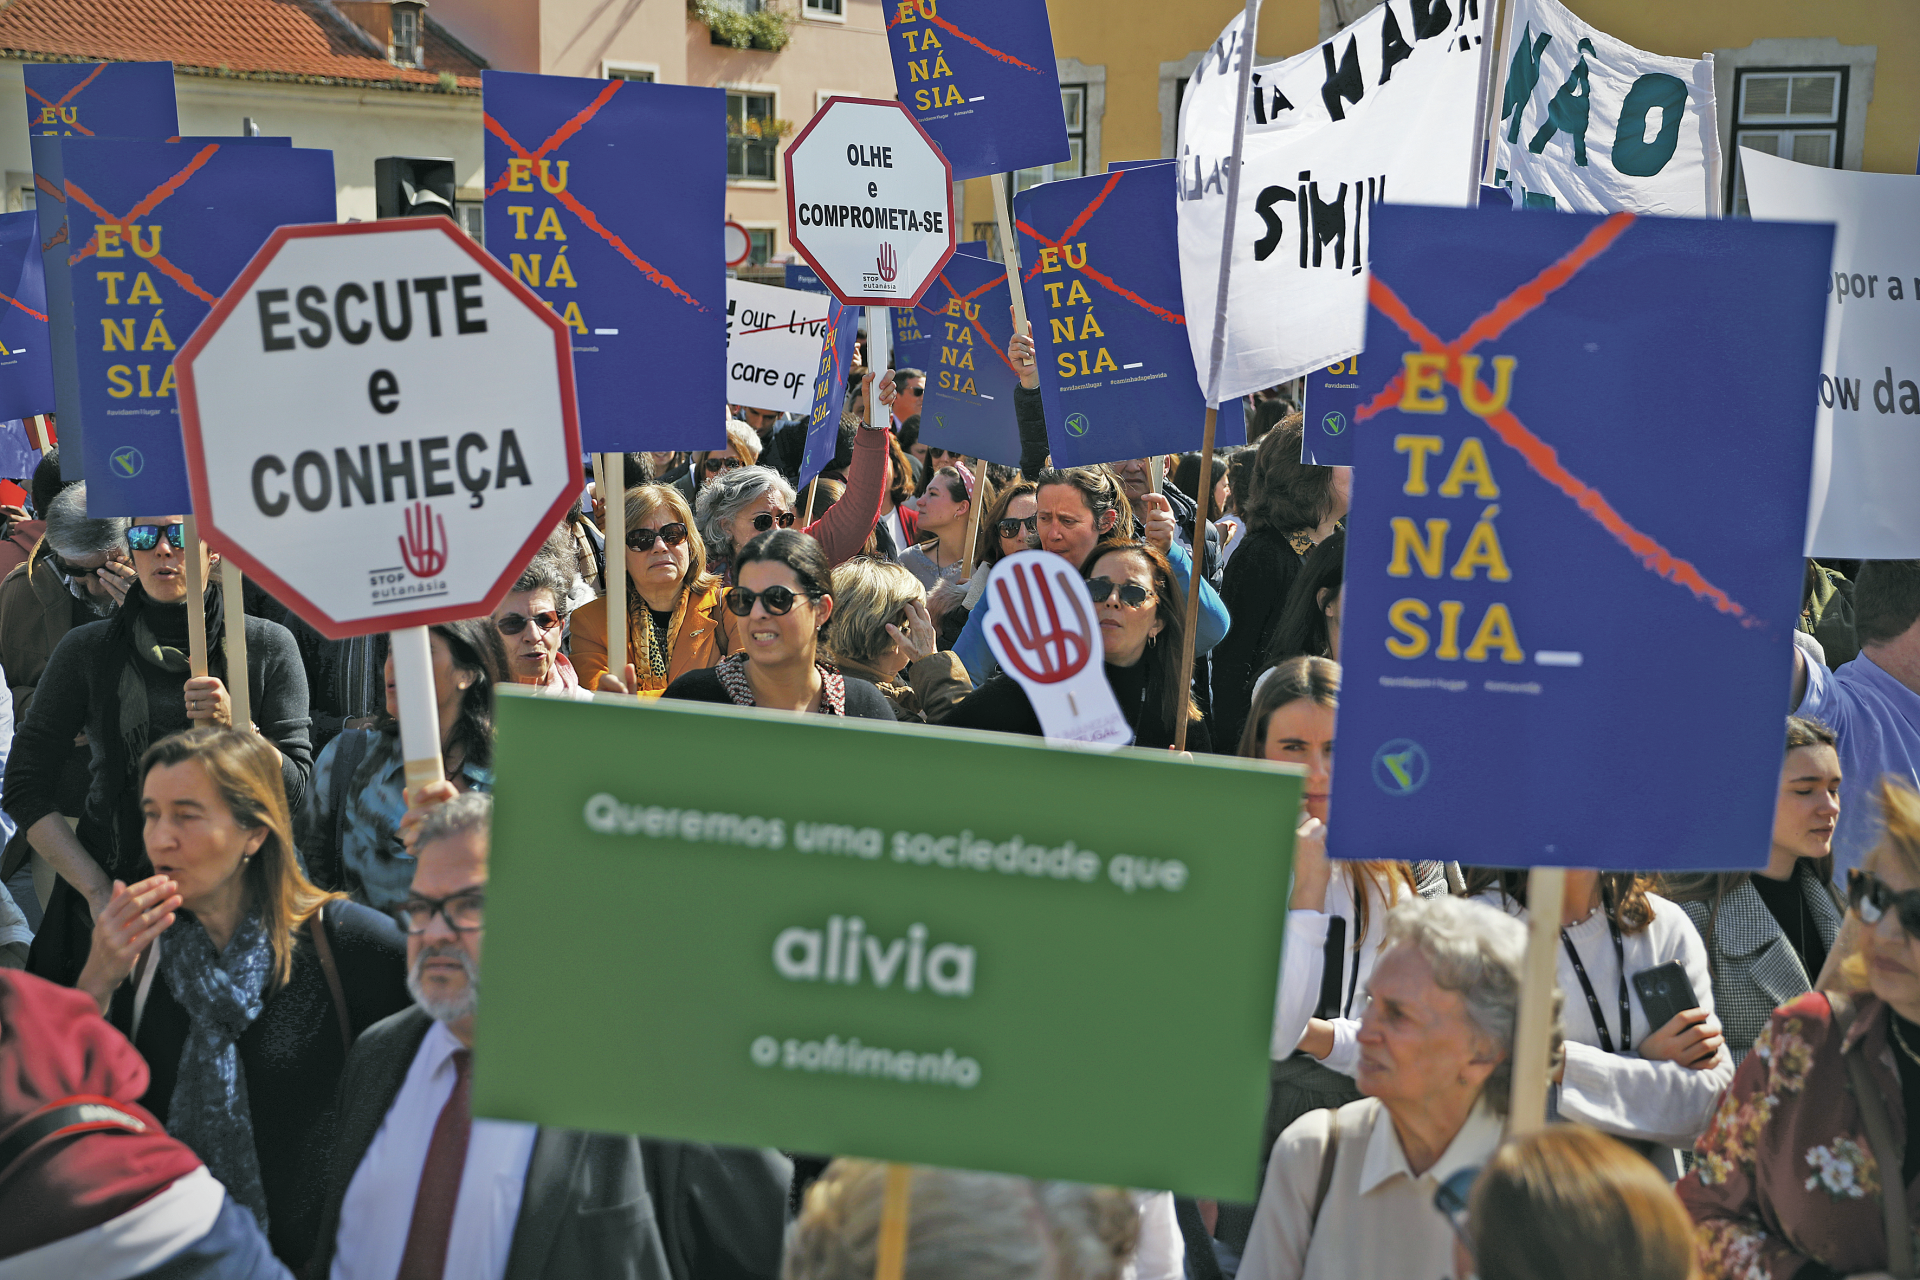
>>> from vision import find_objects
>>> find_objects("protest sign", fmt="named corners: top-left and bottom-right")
top-left (1176, 2), bottom-right (1488, 396)
top-left (1741, 149), bottom-right (1920, 558)
top-left (785, 97), bottom-right (956, 308)
top-left (981, 551), bottom-right (1129, 747)
top-left (1015, 163), bottom-right (1241, 467)
top-left (1488, 0), bottom-right (1720, 216)
top-left (0, 211), bottom-right (53, 422)
top-left (883, 0), bottom-right (1069, 180)
top-left (473, 689), bottom-right (1301, 1199)
top-left (26, 61), bottom-right (178, 479)
top-left (1300, 356), bottom-right (1367, 465)
top-left (484, 71), bottom-right (726, 454)
top-left (786, 262), bottom-right (828, 293)
top-left (915, 254), bottom-right (1023, 465)
top-left (891, 302), bottom-right (936, 377)
top-left (798, 298), bottom-right (861, 488)
top-left (1329, 204), bottom-right (1831, 870)
top-left (62, 138), bottom-right (331, 516)
top-left (726, 278), bottom-right (832, 416)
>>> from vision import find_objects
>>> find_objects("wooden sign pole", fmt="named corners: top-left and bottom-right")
top-left (874, 1163), bottom-right (914, 1280)
top-left (1170, 421), bottom-right (1216, 754)
top-left (1506, 865), bottom-right (1567, 1135)
top-left (602, 453), bottom-right (628, 688)
top-left (219, 557), bottom-right (251, 729)
top-left (182, 516), bottom-right (210, 679)
top-left (988, 172), bottom-right (1030, 336)
top-left (958, 455), bottom-right (988, 581)
top-left (389, 624), bottom-right (447, 806)
top-left (803, 476), bottom-right (820, 528)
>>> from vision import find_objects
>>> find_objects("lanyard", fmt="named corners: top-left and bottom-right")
top-left (1560, 914), bottom-right (1630, 1054)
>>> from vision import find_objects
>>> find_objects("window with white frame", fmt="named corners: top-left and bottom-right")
top-left (1730, 67), bottom-right (1846, 216)
top-left (728, 91), bottom-right (779, 182)
top-left (804, 0), bottom-right (844, 17)
top-left (605, 64), bottom-right (656, 82)
top-left (390, 7), bottom-right (420, 65)
top-left (747, 228), bottom-right (776, 265)
top-left (1011, 85), bottom-right (1086, 194)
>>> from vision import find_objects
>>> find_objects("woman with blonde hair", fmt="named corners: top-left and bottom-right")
top-left (76, 727), bottom-right (409, 1269)
top-left (574, 483), bottom-right (730, 696)
top-left (1683, 778), bottom-right (1920, 1279)
top-left (823, 557), bottom-right (971, 722)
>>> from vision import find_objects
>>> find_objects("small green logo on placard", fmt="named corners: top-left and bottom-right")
top-left (110, 447), bottom-right (144, 477)
top-left (1065, 413), bottom-right (1090, 437)
top-left (1320, 411), bottom-right (1347, 436)
top-left (1372, 738), bottom-right (1430, 795)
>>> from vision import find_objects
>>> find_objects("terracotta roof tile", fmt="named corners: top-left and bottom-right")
top-left (0, 0), bottom-right (485, 93)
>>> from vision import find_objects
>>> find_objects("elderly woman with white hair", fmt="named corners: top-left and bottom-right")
top-left (675, 420), bottom-right (764, 505)
top-left (1238, 895), bottom-right (1561, 1280)
top-left (822, 557), bottom-right (971, 723)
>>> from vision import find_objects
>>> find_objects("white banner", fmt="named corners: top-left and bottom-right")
top-left (1743, 149), bottom-right (1920, 558)
top-left (1489, 0), bottom-right (1719, 216)
top-left (1176, 1), bottom-right (1487, 399)
top-left (725, 278), bottom-right (833, 415)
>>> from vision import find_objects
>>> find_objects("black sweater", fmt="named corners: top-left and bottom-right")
top-left (107, 901), bottom-right (410, 1270)
top-left (1211, 526), bottom-right (1304, 752)
top-left (661, 667), bottom-right (899, 720)
top-left (938, 660), bottom-right (1212, 752)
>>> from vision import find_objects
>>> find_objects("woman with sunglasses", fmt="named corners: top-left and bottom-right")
top-left (661, 530), bottom-right (894, 719)
top-left (900, 464), bottom-right (984, 591)
top-left (490, 551), bottom-right (589, 699)
top-left (937, 539), bottom-right (1206, 750)
top-left (1682, 779), bottom-right (1920, 1279)
top-left (1662, 716), bottom-right (1846, 1065)
top-left (6, 514), bottom-right (313, 985)
top-left (674, 421), bottom-right (761, 506)
top-left (927, 479), bottom-right (1037, 651)
top-left (572, 484), bottom-right (730, 698)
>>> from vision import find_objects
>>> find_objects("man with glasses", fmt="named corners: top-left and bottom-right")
top-left (310, 793), bottom-right (792, 1280)
top-left (889, 368), bottom-right (924, 430)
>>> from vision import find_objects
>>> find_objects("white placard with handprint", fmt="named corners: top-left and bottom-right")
top-left (981, 551), bottom-right (1131, 749)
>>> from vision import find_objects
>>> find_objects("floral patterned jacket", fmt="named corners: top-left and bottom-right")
top-left (1679, 990), bottom-right (1913, 1279)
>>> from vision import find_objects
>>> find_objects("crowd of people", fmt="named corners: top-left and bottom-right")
top-left (0, 323), bottom-right (1916, 1280)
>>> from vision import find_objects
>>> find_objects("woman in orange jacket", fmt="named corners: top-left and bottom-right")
top-left (571, 484), bottom-right (730, 697)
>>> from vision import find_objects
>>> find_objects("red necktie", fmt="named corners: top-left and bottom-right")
top-left (396, 1048), bottom-right (472, 1280)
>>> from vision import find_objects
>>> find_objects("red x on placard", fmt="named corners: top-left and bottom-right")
top-left (65, 143), bottom-right (221, 305)
top-left (1014, 169), bottom-right (1182, 326)
top-left (915, 270), bottom-right (1019, 376)
top-left (484, 84), bottom-right (704, 311)
top-left (0, 288), bottom-right (47, 323)
top-left (25, 64), bottom-right (105, 136)
top-left (1358, 212), bottom-right (1750, 622)
top-left (886, 1), bottom-right (1039, 73)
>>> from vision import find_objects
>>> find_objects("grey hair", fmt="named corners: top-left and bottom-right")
top-left (784, 1160), bottom-right (1139, 1280)
top-left (44, 483), bottom-right (128, 559)
top-left (510, 552), bottom-right (578, 621)
top-left (1379, 895), bottom-right (1562, 1117)
top-left (414, 790), bottom-right (492, 852)
top-left (695, 464), bottom-right (795, 564)
top-left (725, 420), bottom-right (763, 462)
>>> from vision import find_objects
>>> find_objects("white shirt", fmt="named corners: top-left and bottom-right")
top-left (1270, 872), bottom-right (1398, 1070)
top-left (331, 1020), bottom-right (539, 1280)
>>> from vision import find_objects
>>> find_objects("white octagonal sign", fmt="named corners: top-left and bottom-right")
top-left (177, 217), bottom-right (581, 639)
top-left (785, 96), bottom-right (956, 307)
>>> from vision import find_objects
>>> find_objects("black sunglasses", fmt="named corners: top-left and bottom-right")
top-left (724, 584), bottom-right (818, 617)
top-left (627, 523), bottom-right (689, 552)
top-left (127, 523), bottom-right (186, 552)
top-left (400, 888), bottom-right (486, 935)
top-left (996, 515), bottom-right (1037, 539)
top-left (1086, 577), bottom-right (1152, 608)
top-left (1850, 869), bottom-right (1920, 937)
top-left (703, 457), bottom-right (742, 474)
top-left (496, 610), bottom-right (561, 636)
top-left (751, 510), bottom-right (797, 533)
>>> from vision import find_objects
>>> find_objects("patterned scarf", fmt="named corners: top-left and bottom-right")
top-left (159, 909), bottom-right (273, 1231)
top-left (713, 652), bottom-right (846, 715)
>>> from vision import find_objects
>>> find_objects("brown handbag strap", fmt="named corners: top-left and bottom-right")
top-left (309, 902), bottom-right (354, 1058)
top-left (1833, 993), bottom-right (1914, 1279)
top-left (1309, 1106), bottom-right (1344, 1233)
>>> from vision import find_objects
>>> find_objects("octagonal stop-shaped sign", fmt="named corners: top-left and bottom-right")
top-left (786, 97), bottom-right (956, 307)
top-left (177, 218), bottom-right (581, 639)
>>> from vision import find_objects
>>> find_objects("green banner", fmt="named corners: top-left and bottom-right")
top-left (472, 690), bottom-right (1301, 1200)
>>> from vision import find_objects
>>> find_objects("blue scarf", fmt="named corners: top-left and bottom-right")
top-left (160, 909), bottom-right (273, 1230)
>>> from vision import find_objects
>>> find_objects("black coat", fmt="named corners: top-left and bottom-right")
top-left (938, 659), bottom-right (1211, 752)
top-left (660, 668), bottom-right (898, 720)
top-left (303, 1006), bottom-right (793, 1280)
top-left (108, 901), bottom-right (410, 1271)
top-left (1210, 526), bottom-right (1304, 752)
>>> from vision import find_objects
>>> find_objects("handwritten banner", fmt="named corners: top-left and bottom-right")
top-left (916, 254), bottom-right (1023, 465)
top-left (484, 70), bottom-right (726, 453)
top-left (884, 0), bottom-right (1069, 180)
top-left (727, 277), bottom-right (832, 416)
top-left (1330, 204), bottom-right (1831, 870)
top-left (0, 211), bottom-right (54, 422)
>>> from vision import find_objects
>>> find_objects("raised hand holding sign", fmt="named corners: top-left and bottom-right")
top-left (981, 551), bottom-right (1129, 747)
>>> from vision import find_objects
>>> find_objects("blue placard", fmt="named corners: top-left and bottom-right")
top-left (799, 299), bottom-right (860, 487)
top-left (1014, 164), bottom-right (1243, 467)
top-left (916, 255), bottom-right (1023, 465)
top-left (0, 211), bottom-right (54, 421)
top-left (1301, 355), bottom-right (1364, 465)
top-left (885, 0), bottom-right (1069, 180)
top-left (26, 62), bottom-right (178, 480)
top-left (956, 239), bottom-right (992, 257)
top-left (892, 303), bottom-right (936, 378)
top-left (1329, 204), bottom-right (1833, 871)
top-left (62, 138), bottom-right (333, 516)
top-left (484, 71), bottom-right (726, 454)
top-left (785, 262), bottom-right (828, 294)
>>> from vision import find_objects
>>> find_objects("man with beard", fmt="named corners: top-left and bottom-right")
top-left (308, 793), bottom-right (792, 1280)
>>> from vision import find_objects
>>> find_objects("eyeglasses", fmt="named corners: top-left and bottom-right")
top-left (626, 523), bottom-right (689, 552)
top-left (1849, 869), bottom-right (1920, 938)
top-left (996, 515), bottom-right (1037, 539)
top-left (751, 510), bottom-right (797, 533)
top-left (1085, 577), bottom-right (1152, 608)
top-left (496, 610), bottom-right (561, 637)
top-left (1431, 1166), bottom-right (1479, 1259)
top-left (724, 584), bottom-right (819, 617)
top-left (929, 449), bottom-right (961, 462)
top-left (703, 457), bottom-right (742, 475)
top-left (400, 888), bottom-right (486, 934)
top-left (127, 523), bottom-right (186, 552)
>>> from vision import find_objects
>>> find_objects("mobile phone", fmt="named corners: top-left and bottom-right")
top-left (1631, 961), bottom-right (1701, 1034)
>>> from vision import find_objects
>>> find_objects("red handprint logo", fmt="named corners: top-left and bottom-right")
top-left (399, 502), bottom-right (448, 578)
top-left (990, 561), bottom-right (1093, 684)
top-left (876, 242), bottom-right (898, 283)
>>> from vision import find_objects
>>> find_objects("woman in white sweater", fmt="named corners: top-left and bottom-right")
top-left (1468, 869), bottom-right (1732, 1174)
